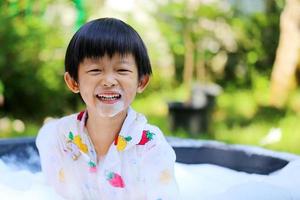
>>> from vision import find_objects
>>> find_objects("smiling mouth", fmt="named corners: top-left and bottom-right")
top-left (96, 93), bottom-right (122, 102)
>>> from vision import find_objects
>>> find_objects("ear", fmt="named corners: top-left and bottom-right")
top-left (64, 72), bottom-right (80, 93)
top-left (137, 75), bottom-right (150, 93)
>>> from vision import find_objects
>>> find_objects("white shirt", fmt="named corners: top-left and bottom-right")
top-left (36, 108), bottom-right (180, 200)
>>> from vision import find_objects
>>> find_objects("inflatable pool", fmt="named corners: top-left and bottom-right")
top-left (0, 137), bottom-right (299, 200)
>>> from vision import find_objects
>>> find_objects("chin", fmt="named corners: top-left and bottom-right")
top-left (95, 102), bottom-right (126, 118)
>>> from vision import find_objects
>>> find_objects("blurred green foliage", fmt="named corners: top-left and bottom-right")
top-left (154, 1), bottom-right (234, 84)
top-left (0, 0), bottom-right (81, 121)
top-left (0, 0), bottom-right (298, 154)
top-left (223, 0), bottom-right (284, 88)
top-left (153, 0), bottom-right (284, 87)
top-left (0, 80), bottom-right (4, 95)
top-left (132, 83), bottom-right (300, 154)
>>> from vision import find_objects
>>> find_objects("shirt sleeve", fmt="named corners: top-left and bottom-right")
top-left (140, 127), bottom-right (181, 200)
top-left (36, 120), bottom-right (68, 198)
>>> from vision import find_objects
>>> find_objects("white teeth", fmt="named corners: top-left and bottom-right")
top-left (96, 94), bottom-right (121, 100)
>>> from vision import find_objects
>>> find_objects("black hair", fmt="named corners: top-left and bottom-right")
top-left (65, 17), bottom-right (152, 82)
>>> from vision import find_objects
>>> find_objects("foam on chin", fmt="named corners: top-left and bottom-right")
top-left (95, 100), bottom-right (125, 118)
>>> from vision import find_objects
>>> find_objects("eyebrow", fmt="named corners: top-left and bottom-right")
top-left (84, 63), bottom-right (99, 68)
top-left (117, 59), bottom-right (134, 65)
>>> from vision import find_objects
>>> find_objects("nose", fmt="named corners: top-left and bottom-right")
top-left (102, 73), bottom-right (117, 87)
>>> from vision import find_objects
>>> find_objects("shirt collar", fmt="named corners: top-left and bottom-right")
top-left (63, 107), bottom-right (148, 170)
top-left (115, 107), bottom-right (147, 151)
top-left (75, 107), bottom-right (147, 151)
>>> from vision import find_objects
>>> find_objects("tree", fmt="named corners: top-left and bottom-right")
top-left (153, 0), bottom-right (236, 88)
top-left (270, 0), bottom-right (300, 108)
top-left (0, 0), bottom-right (77, 120)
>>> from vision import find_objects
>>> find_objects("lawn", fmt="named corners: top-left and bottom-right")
top-left (132, 86), bottom-right (300, 155)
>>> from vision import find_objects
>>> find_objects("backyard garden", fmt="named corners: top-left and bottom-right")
top-left (1, 0), bottom-right (299, 154)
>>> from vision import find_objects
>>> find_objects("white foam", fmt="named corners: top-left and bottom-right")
top-left (0, 160), bottom-right (64, 200)
top-left (1, 158), bottom-right (300, 200)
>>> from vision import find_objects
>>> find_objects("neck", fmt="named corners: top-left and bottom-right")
top-left (86, 108), bottom-right (128, 159)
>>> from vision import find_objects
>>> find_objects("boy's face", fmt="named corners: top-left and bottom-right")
top-left (64, 53), bottom-right (149, 118)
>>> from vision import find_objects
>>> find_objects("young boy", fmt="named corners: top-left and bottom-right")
top-left (36, 17), bottom-right (180, 200)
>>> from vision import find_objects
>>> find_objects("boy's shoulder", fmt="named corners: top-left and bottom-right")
top-left (138, 122), bottom-right (170, 149)
top-left (36, 113), bottom-right (79, 147)
top-left (39, 113), bottom-right (78, 133)
top-left (138, 121), bottom-right (176, 162)
top-left (143, 123), bottom-right (164, 139)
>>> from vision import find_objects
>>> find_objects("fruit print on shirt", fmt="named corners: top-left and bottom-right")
top-left (88, 160), bottom-right (97, 173)
top-left (138, 130), bottom-right (155, 145)
top-left (106, 172), bottom-right (125, 188)
top-left (73, 135), bottom-right (88, 153)
top-left (58, 168), bottom-right (65, 182)
top-left (159, 169), bottom-right (172, 184)
top-left (115, 135), bottom-right (132, 151)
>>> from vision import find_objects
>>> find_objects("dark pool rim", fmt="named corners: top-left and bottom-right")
top-left (0, 137), bottom-right (290, 175)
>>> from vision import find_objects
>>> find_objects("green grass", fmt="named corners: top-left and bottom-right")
top-left (141, 110), bottom-right (300, 155)
top-left (132, 86), bottom-right (300, 155)
top-left (0, 118), bottom-right (39, 139)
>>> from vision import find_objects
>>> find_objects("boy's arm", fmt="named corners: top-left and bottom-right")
top-left (140, 127), bottom-right (181, 200)
top-left (36, 120), bottom-right (68, 198)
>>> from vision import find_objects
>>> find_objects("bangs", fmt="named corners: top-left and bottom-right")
top-left (65, 18), bottom-right (152, 81)
top-left (75, 19), bottom-right (139, 60)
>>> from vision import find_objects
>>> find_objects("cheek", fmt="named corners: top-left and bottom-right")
top-left (79, 84), bottom-right (93, 100)
top-left (124, 89), bottom-right (138, 103)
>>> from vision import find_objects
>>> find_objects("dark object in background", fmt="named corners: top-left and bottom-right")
top-left (168, 83), bottom-right (221, 135)
top-left (0, 137), bottom-right (288, 175)
top-left (168, 102), bottom-right (210, 135)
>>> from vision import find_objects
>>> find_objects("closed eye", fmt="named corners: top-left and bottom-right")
top-left (87, 69), bottom-right (102, 74)
top-left (117, 69), bottom-right (132, 74)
